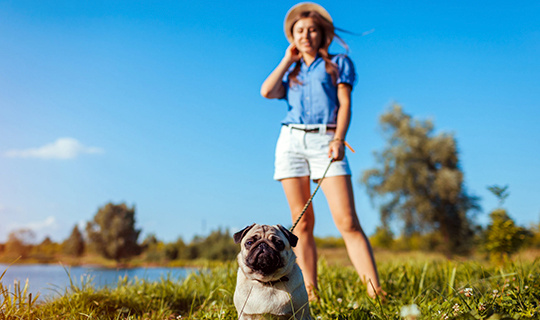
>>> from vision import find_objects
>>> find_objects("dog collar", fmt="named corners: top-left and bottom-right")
top-left (258, 276), bottom-right (289, 286)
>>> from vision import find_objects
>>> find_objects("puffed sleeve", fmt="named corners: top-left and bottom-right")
top-left (281, 71), bottom-right (290, 90)
top-left (335, 54), bottom-right (356, 88)
top-left (280, 63), bottom-right (296, 100)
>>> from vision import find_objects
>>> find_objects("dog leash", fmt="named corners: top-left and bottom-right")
top-left (238, 157), bottom-right (343, 318)
top-left (289, 139), bottom-right (356, 233)
top-left (290, 158), bottom-right (335, 233)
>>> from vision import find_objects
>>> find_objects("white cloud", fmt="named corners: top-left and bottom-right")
top-left (1, 216), bottom-right (60, 243)
top-left (7, 216), bottom-right (59, 233)
top-left (25, 216), bottom-right (58, 232)
top-left (4, 137), bottom-right (104, 160)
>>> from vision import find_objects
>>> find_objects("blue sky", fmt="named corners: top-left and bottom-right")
top-left (1, 0), bottom-right (539, 243)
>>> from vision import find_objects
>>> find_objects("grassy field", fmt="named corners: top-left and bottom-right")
top-left (1, 251), bottom-right (539, 319)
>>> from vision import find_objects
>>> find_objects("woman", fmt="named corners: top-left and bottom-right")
top-left (260, 2), bottom-right (383, 299)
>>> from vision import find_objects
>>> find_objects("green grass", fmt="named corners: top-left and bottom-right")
top-left (1, 258), bottom-right (539, 319)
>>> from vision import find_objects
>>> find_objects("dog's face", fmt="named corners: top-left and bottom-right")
top-left (234, 224), bottom-right (298, 282)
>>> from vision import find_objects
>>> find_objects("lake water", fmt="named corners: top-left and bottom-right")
top-left (0, 264), bottom-right (195, 300)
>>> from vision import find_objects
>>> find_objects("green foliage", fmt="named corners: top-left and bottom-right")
top-left (86, 202), bottom-right (141, 262)
top-left (392, 232), bottom-right (444, 252)
top-left (62, 225), bottom-right (85, 257)
top-left (528, 223), bottom-right (540, 248)
top-left (165, 238), bottom-right (187, 260)
top-left (362, 104), bottom-right (480, 255)
top-left (483, 186), bottom-right (532, 264)
top-left (0, 262), bottom-right (238, 319)
top-left (0, 263), bottom-right (40, 319)
top-left (370, 228), bottom-right (446, 252)
top-left (4, 229), bottom-right (36, 259)
top-left (187, 228), bottom-right (238, 261)
top-left (35, 237), bottom-right (55, 256)
top-left (487, 185), bottom-right (510, 208)
top-left (138, 229), bottom-right (237, 263)
top-left (140, 234), bottom-right (166, 262)
top-left (2, 258), bottom-right (539, 319)
top-left (315, 236), bottom-right (346, 248)
top-left (484, 209), bottom-right (531, 264)
top-left (139, 234), bottom-right (187, 263)
top-left (30, 236), bottom-right (61, 263)
top-left (369, 226), bottom-right (395, 249)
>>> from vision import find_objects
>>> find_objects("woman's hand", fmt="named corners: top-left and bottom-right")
top-left (328, 139), bottom-right (345, 160)
top-left (260, 44), bottom-right (299, 99)
top-left (284, 43), bottom-right (301, 63)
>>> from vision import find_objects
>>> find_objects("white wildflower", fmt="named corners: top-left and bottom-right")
top-left (453, 303), bottom-right (460, 315)
top-left (400, 304), bottom-right (421, 319)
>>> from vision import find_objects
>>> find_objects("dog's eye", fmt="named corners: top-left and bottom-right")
top-left (272, 238), bottom-right (285, 250)
top-left (245, 240), bottom-right (254, 247)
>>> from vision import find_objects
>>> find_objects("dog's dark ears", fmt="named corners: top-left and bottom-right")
top-left (233, 223), bottom-right (256, 244)
top-left (277, 225), bottom-right (298, 247)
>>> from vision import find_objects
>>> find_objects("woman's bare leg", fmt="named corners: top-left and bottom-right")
top-left (321, 175), bottom-right (382, 297)
top-left (281, 176), bottom-right (318, 299)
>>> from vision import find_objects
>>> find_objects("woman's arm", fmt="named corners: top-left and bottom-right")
top-left (329, 83), bottom-right (352, 160)
top-left (260, 44), bottom-right (301, 99)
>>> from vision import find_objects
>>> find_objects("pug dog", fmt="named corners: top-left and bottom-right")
top-left (233, 223), bottom-right (311, 320)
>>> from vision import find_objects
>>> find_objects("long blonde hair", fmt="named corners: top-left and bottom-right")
top-left (288, 10), bottom-right (348, 86)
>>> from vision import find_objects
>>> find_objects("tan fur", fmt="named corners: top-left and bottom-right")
top-left (234, 224), bottom-right (311, 320)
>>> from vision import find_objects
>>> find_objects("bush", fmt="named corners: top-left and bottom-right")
top-left (483, 208), bottom-right (531, 263)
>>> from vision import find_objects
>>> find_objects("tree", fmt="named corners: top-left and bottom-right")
top-left (164, 237), bottom-right (187, 260)
top-left (487, 185), bottom-right (509, 208)
top-left (186, 229), bottom-right (237, 260)
top-left (362, 105), bottom-right (480, 255)
top-left (529, 220), bottom-right (540, 248)
top-left (63, 225), bottom-right (85, 257)
top-left (36, 236), bottom-right (60, 256)
top-left (5, 229), bottom-right (36, 258)
top-left (369, 226), bottom-right (395, 249)
top-left (140, 233), bottom-right (166, 262)
top-left (483, 185), bottom-right (531, 263)
top-left (86, 202), bottom-right (141, 262)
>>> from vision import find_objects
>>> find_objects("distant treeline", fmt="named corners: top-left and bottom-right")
top-left (1, 201), bottom-right (539, 266)
top-left (0, 208), bottom-right (354, 265)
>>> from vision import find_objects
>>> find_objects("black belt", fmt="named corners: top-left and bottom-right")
top-left (286, 125), bottom-right (335, 133)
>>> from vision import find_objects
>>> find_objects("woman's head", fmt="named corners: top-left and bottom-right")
top-left (290, 13), bottom-right (334, 56)
top-left (284, 3), bottom-right (345, 85)
top-left (284, 3), bottom-right (334, 51)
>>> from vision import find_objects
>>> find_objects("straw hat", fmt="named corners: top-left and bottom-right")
top-left (283, 2), bottom-right (333, 43)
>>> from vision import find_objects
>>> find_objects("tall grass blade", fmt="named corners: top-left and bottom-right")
top-left (418, 261), bottom-right (428, 295)
top-left (448, 266), bottom-right (456, 295)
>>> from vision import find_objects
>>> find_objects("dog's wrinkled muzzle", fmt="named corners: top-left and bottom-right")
top-left (246, 241), bottom-right (283, 275)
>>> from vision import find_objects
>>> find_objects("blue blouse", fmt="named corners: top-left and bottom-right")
top-left (281, 54), bottom-right (356, 125)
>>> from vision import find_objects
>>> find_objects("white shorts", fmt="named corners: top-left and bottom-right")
top-left (273, 124), bottom-right (352, 181)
